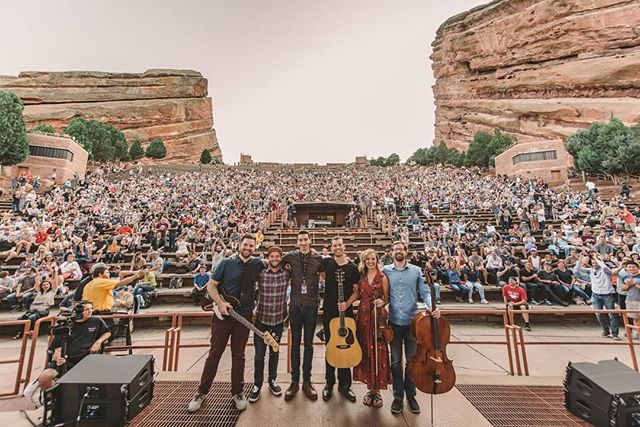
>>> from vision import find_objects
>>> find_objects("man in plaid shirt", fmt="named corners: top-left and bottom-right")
top-left (249, 246), bottom-right (290, 402)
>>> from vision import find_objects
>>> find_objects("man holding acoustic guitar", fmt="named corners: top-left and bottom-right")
top-left (322, 236), bottom-right (361, 402)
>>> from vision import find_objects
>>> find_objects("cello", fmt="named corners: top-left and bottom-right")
top-left (408, 265), bottom-right (456, 423)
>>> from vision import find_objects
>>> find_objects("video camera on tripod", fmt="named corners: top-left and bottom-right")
top-left (52, 302), bottom-right (85, 337)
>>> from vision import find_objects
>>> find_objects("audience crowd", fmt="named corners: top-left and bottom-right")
top-left (1, 164), bottom-right (640, 341)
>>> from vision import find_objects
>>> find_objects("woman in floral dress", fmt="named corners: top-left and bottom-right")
top-left (353, 249), bottom-right (391, 408)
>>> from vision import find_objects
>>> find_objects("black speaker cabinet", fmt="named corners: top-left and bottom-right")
top-left (47, 354), bottom-right (154, 427)
top-left (564, 359), bottom-right (640, 427)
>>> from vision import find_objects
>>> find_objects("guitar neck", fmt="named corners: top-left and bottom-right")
top-left (229, 309), bottom-right (262, 336)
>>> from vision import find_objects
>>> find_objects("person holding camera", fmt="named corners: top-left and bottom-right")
top-left (14, 279), bottom-right (55, 339)
top-left (36, 301), bottom-right (111, 392)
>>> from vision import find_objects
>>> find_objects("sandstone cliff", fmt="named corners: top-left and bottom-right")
top-left (431, 0), bottom-right (640, 151)
top-left (0, 69), bottom-right (221, 162)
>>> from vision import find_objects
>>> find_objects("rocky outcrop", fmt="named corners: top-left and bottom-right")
top-left (431, 0), bottom-right (640, 151)
top-left (0, 69), bottom-right (221, 162)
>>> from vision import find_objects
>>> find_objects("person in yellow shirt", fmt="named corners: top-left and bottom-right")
top-left (83, 265), bottom-right (145, 314)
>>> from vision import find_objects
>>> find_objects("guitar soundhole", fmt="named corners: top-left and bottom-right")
top-left (338, 327), bottom-right (348, 338)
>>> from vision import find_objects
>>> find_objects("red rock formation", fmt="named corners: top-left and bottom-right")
top-left (0, 69), bottom-right (221, 162)
top-left (431, 0), bottom-right (640, 151)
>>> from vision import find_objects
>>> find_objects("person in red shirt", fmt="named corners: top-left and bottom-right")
top-left (34, 227), bottom-right (49, 245)
top-left (117, 224), bottom-right (133, 235)
top-left (502, 277), bottom-right (532, 331)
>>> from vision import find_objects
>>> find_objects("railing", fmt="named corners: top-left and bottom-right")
top-left (4, 307), bottom-right (640, 397)
top-left (0, 320), bottom-right (31, 397)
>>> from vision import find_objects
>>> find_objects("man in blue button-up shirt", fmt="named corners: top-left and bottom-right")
top-left (383, 241), bottom-right (440, 415)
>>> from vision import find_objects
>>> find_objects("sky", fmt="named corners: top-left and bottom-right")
top-left (1, 0), bottom-right (486, 164)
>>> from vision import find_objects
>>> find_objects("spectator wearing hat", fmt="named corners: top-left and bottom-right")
top-left (249, 246), bottom-right (290, 403)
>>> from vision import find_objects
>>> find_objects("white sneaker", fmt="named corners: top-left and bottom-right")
top-left (187, 393), bottom-right (206, 413)
top-left (468, 298), bottom-right (474, 304)
top-left (481, 299), bottom-right (489, 304)
top-left (232, 393), bottom-right (247, 411)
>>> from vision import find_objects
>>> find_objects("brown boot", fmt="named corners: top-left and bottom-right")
top-left (302, 382), bottom-right (318, 401)
top-left (284, 382), bottom-right (299, 401)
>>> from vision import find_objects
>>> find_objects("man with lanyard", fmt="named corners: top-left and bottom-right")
top-left (322, 237), bottom-right (359, 402)
top-left (384, 241), bottom-right (440, 415)
top-left (248, 246), bottom-right (289, 403)
top-left (188, 234), bottom-right (265, 412)
top-left (283, 230), bottom-right (325, 401)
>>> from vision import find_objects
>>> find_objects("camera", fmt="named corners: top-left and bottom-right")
top-left (53, 303), bottom-right (84, 336)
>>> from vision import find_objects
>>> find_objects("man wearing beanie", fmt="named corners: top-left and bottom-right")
top-left (248, 246), bottom-right (290, 402)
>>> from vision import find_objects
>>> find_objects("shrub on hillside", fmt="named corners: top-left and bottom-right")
top-left (0, 90), bottom-right (29, 167)
top-left (145, 137), bottom-right (167, 159)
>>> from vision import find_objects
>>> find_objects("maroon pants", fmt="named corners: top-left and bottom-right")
top-left (198, 315), bottom-right (250, 395)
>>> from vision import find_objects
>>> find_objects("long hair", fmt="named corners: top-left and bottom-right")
top-left (358, 248), bottom-right (379, 274)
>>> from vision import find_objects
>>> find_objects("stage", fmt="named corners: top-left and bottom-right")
top-left (125, 373), bottom-right (589, 427)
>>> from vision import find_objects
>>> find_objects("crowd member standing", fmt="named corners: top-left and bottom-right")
top-left (575, 253), bottom-right (620, 340)
top-left (282, 230), bottom-right (325, 401)
top-left (248, 246), bottom-right (289, 403)
top-left (188, 235), bottom-right (265, 413)
top-left (83, 266), bottom-right (145, 314)
top-left (321, 237), bottom-right (359, 402)
top-left (384, 241), bottom-right (440, 415)
top-left (353, 249), bottom-right (391, 408)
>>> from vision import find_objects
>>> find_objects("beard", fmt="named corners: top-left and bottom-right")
top-left (394, 253), bottom-right (405, 262)
top-left (240, 249), bottom-right (253, 258)
top-left (269, 260), bottom-right (281, 269)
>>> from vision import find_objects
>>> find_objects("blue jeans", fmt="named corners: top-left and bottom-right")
top-left (466, 281), bottom-right (486, 300)
top-left (288, 304), bottom-right (317, 383)
top-left (133, 284), bottom-right (156, 295)
top-left (572, 285), bottom-right (591, 301)
top-left (449, 282), bottom-right (469, 298)
top-left (591, 293), bottom-right (618, 335)
top-left (390, 323), bottom-right (417, 401)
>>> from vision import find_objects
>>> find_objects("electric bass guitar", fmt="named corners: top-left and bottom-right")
top-left (201, 287), bottom-right (280, 353)
top-left (326, 269), bottom-right (362, 368)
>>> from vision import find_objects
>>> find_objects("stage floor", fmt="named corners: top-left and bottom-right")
top-left (127, 375), bottom-right (590, 427)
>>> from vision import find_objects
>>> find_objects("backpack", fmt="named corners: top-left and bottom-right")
top-left (135, 291), bottom-right (155, 311)
top-left (169, 277), bottom-right (183, 289)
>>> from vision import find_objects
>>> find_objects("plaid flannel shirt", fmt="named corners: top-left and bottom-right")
top-left (256, 268), bottom-right (290, 326)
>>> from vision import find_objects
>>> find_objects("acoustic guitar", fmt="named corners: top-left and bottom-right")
top-left (201, 287), bottom-right (280, 353)
top-left (326, 269), bottom-right (362, 368)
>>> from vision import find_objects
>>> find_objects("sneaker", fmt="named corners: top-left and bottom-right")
top-left (480, 299), bottom-right (489, 304)
top-left (455, 296), bottom-right (464, 303)
top-left (391, 398), bottom-right (403, 414)
top-left (435, 298), bottom-right (442, 305)
top-left (611, 334), bottom-right (621, 341)
top-left (187, 393), bottom-right (206, 413)
top-left (268, 380), bottom-right (282, 396)
top-left (531, 300), bottom-right (541, 306)
top-left (543, 300), bottom-right (553, 306)
top-left (407, 396), bottom-right (420, 414)
top-left (561, 301), bottom-right (570, 307)
top-left (232, 393), bottom-right (247, 411)
top-left (524, 324), bottom-right (532, 331)
top-left (315, 329), bottom-right (325, 343)
top-left (248, 385), bottom-right (261, 403)
top-left (468, 298), bottom-right (474, 304)
top-left (586, 299), bottom-right (592, 306)
top-left (601, 331), bottom-right (611, 338)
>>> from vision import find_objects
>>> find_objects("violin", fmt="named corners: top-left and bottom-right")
top-left (408, 270), bottom-right (456, 394)
top-left (372, 299), bottom-right (393, 343)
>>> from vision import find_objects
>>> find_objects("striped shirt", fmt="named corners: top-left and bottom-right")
top-left (256, 267), bottom-right (290, 326)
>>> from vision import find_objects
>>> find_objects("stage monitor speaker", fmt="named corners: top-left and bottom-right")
top-left (564, 359), bottom-right (640, 427)
top-left (47, 354), bottom-right (154, 427)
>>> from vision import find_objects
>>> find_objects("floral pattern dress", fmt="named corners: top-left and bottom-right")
top-left (353, 271), bottom-right (391, 390)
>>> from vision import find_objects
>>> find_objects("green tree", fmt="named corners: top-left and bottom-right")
top-left (64, 118), bottom-right (93, 153)
top-left (31, 123), bottom-right (56, 134)
top-left (145, 137), bottom-right (167, 159)
top-left (406, 147), bottom-right (428, 165)
top-left (200, 149), bottom-right (212, 164)
top-left (129, 139), bottom-right (144, 160)
top-left (464, 129), bottom-right (514, 167)
top-left (385, 153), bottom-right (400, 166)
top-left (0, 90), bottom-right (29, 168)
top-left (565, 118), bottom-right (633, 175)
top-left (368, 156), bottom-right (387, 166)
top-left (64, 118), bottom-right (131, 162)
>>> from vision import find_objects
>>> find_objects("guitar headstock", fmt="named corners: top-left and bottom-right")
top-left (335, 269), bottom-right (345, 285)
top-left (263, 331), bottom-right (280, 353)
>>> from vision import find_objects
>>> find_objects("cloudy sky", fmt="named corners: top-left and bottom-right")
top-left (1, 0), bottom-right (485, 164)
